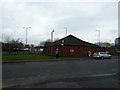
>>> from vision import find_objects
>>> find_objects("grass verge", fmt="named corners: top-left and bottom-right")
top-left (2, 54), bottom-right (91, 61)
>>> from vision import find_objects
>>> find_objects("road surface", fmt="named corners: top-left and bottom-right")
top-left (2, 57), bottom-right (119, 88)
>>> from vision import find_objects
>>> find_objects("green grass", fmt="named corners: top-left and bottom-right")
top-left (2, 54), bottom-right (91, 61)
top-left (2, 54), bottom-right (55, 60)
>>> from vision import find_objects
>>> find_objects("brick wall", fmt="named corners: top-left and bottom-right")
top-left (43, 46), bottom-right (106, 56)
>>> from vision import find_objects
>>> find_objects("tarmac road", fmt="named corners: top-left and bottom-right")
top-left (2, 57), bottom-right (119, 88)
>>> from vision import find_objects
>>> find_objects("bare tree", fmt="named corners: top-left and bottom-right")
top-left (5, 36), bottom-right (10, 43)
top-left (95, 42), bottom-right (114, 47)
top-left (2, 38), bottom-right (24, 54)
top-left (54, 38), bottom-right (59, 41)
top-left (38, 39), bottom-right (51, 46)
top-left (38, 38), bottom-right (59, 46)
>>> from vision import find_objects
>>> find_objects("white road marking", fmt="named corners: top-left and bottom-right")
top-left (87, 73), bottom-right (117, 77)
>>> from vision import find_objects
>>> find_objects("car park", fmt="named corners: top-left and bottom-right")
top-left (93, 52), bottom-right (111, 59)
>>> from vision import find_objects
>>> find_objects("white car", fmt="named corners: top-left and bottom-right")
top-left (93, 52), bottom-right (111, 59)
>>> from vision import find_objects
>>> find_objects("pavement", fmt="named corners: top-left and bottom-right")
top-left (2, 56), bottom-right (119, 88)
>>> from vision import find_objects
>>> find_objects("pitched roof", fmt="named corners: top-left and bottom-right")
top-left (53, 35), bottom-right (101, 47)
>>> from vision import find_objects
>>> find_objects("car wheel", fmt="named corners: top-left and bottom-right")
top-left (109, 57), bottom-right (111, 59)
top-left (101, 57), bottom-right (104, 59)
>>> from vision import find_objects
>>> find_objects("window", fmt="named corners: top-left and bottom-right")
top-left (100, 52), bottom-right (105, 54)
top-left (70, 48), bottom-right (74, 53)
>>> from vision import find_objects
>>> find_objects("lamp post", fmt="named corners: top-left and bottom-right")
top-left (51, 30), bottom-right (55, 56)
top-left (64, 27), bottom-right (67, 36)
top-left (96, 30), bottom-right (100, 46)
top-left (23, 27), bottom-right (31, 44)
top-left (2, 33), bottom-right (3, 43)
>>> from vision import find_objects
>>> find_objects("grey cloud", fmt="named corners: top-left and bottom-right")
top-left (1, 2), bottom-right (118, 45)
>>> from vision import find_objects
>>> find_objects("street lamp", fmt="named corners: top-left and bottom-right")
top-left (2, 33), bottom-right (3, 43)
top-left (96, 30), bottom-right (100, 46)
top-left (64, 27), bottom-right (67, 36)
top-left (51, 30), bottom-right (55, 56)
top-left (23, 27), bottom-right (31, 44)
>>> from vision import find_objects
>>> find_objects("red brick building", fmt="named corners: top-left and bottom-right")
top-left (43, 35), bottom-right (106, 56)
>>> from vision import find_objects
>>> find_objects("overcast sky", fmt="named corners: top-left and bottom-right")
top-left (1, 1), bottom-right (118, 45)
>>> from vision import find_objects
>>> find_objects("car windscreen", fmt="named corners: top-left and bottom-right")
top-left (94, 52), bottom-right (99, 55)
top-left (100, 52), bottom-right (105, 54)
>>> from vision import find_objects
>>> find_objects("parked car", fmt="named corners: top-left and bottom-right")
top-left (93, 52), bottom-right (111, 59)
